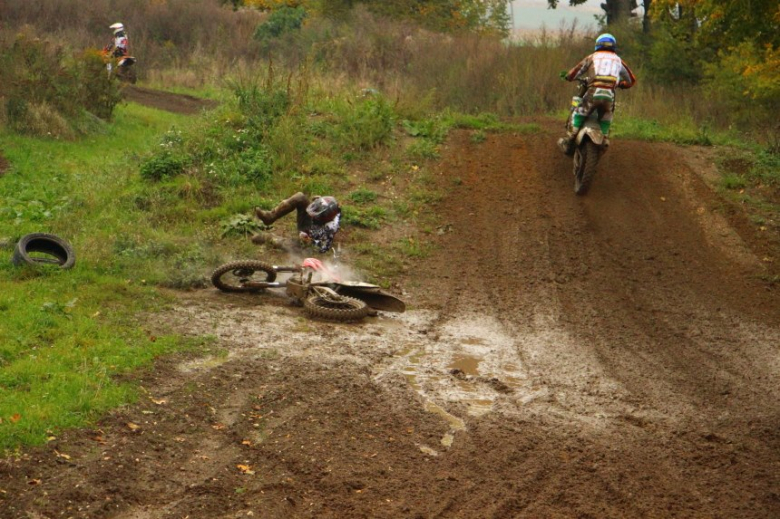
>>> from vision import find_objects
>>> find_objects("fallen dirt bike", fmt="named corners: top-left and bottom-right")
top-left (211, 257), bottom-right (405, 322)
top-left (557, 78), bottom-right (621, 195)
top-left (102, 47), bottom-right (137, 84)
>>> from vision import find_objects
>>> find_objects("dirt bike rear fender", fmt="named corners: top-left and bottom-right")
top-left (118, 56), bottom-right (136, 67)
top-left (576, 126), bottom-right (605, 147)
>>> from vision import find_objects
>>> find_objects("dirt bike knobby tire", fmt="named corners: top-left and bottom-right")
top-left (303, 294), bottom-right (371, 322)
top-left (211, 260), bottom-right (277, 292)
top-left (573, 141), bottom-right (600, 195)
top-left (12, 233), bottom-right (76, 269)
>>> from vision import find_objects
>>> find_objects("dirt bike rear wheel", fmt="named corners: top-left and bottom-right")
top-left (573, 140), bottom-right (600, 195)
top-left (303, 294), bottom-right (370, 322)
top-left (211, 260), bottom-right (277, 292)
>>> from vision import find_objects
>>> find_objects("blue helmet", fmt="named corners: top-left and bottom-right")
top-left (595, 33), bottom-right (617, 51)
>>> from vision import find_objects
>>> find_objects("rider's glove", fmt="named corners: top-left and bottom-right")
top-left (559, 70), bottom-right (568, 81)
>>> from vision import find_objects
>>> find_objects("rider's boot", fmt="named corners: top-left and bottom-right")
top-left (255, 192), bottom-right (308, 226)
top-left (557, 128), bottom-right (578, 157)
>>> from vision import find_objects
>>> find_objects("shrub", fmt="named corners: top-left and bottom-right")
top-left (140, 152), bottom-right (187, 181)
top-left (0, 33), bottom-right (121, 136)
top-left (254, 5), bottom-right (307, 49)
top-left (337, 95), bottom-right (395, 150)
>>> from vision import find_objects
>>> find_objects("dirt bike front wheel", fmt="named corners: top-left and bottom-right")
top-left (211, 260), bottom-right (277, 292)
top-left (303, 293), bottom-right (370, 322)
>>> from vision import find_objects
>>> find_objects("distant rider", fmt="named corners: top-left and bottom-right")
top-left (106, 22), bottom-right (129, 58)
top-left (255, 193), bottom-right (342, 253)
top-left (558, 33), bottom-right (636, 154)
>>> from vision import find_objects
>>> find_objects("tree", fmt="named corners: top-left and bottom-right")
top-left (546, 0), bottom-right (653, 31)
top-left (649, 0), bottom-right (780, 125)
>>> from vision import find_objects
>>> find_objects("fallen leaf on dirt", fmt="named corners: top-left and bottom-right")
top-left (27, 479), bottom-right (42, 486)
top-left (174, 437), bottom-right (186, 442)
top-left (236, 464), bottom-right (256, 475)
top-left (151, 398), bottom-right (167, 405)
top-left (92, 311), bottom-right (101, 318)
top-left (126, 422), bottom-right (141, 432)
top-left (241, 440), bottom-right (253, 446)
top-left (47, 435), bottom-right (56, 442)
top-left (54, 450), bottom-right (71, 460)
top-left (141, 410), bottom-right (155, 415)
top-left (10, 414), bottom-right (21, 423)
top-left (660, 197), bottom-right (667, 202)
top-left (92, 435), bottom-right (107, 444)
top-left (212, 423), bottom-right (226, 430)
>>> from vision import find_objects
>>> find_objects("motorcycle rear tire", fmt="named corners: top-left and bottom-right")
top-left (573, 140), bottom-right (600, 195)
top-left (303, 294), bottom-right (370, 322)
top-left (211, 260), bottom-right (277, 292)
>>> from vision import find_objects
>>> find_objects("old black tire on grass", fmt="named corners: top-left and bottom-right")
top-left (303, 294), bottom-right (370, 322)
top-left (12, 233), bottom-right (76, 269)
top-left (573, 141), bottom-right (601, 195)
top-left (211, 260), bottom-right (277, 293)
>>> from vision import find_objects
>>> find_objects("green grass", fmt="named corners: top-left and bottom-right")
top-left (612, 116), bottom-right (740, 147)
top-left (0, 103), bottom-right (214, 451)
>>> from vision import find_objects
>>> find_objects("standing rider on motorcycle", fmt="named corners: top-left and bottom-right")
top-left (106, 22), bottom-right (129, 58)
top-left (559, 33), bottom-right (636, 154)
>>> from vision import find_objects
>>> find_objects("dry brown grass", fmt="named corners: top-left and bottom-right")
top-left (0, 1), bottom-right (746, 137)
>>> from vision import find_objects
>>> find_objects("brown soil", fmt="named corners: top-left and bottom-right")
top-left (3, 121), bottom-right (780, 519)
top-left (121, 86), bottom-right (219, 115)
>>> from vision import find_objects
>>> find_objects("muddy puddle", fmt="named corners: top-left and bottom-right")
top-left (167, 294), bottom-right (536, 450)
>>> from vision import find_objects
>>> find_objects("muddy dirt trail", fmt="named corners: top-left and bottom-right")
top-left (122, 85), bottom-right (219, 115)
top-left (3, 121), bottom-right (779, 519)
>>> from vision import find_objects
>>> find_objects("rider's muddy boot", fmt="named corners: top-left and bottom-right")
top-left (557, 131), bottom-right (577, 157)
top-left (255, 192), bottom-right (309, 226)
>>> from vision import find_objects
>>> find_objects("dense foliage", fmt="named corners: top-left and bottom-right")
top-left (0, 32), bottom-right (121, 137)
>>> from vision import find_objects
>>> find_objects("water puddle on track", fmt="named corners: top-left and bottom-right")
top-left (378, 311), bottom-right (528, 451)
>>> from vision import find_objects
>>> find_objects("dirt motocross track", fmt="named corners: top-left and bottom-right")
top-left (3, 120), bottom-right (780, 519)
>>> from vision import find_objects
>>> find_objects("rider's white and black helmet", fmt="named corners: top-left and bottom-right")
top-left (306, 196), bottom-right (340, 224)
top-left (110, 23), bottom-right (125, 36)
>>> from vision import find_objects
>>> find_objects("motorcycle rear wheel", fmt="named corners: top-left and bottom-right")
top-left (211, 260), bottom-right (277, 292)
top-left (303, 294), bottom-right (370, 322)
top-left (573, 140), bottom-right (600, 195)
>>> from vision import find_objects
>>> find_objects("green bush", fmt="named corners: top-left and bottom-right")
top-left (254, 5), bottom-right (307, 49)
top-left (337, 95), bottom-right (395, 150)
top-left (0, 33), bottom-right (121, 136)
top-left (140, 151), bottom-right (187, 181)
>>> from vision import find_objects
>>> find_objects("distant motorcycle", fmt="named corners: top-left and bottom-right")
top-left (558, 78), bottom-right (616, 195)
top-left (102, 46), bottom-right (137, 84)
top-left (211, 257), bottom-right (405, 322)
